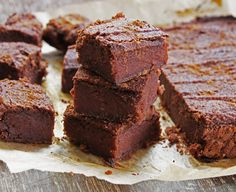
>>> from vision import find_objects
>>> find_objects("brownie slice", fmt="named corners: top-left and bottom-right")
top-left (72, 67), bottom-right (160, 122)
top-left (0, 79), bottom-right (55, 144)
top-left (161, 60), bottom-right (236, 160)
top-left (62, 45), bottom-right (81, 93)
top-left (43, 14), bottom-right (90, 51)
top-left (165, 16), bottom-right (236, 50)
top-left (76, 13), bottom-right (168, 84)
top-left (0, 42), bottom-right (47, 84)
top-left (0, 13), bottom-right (43, 46)
top-left (168, 46), bottom-right (236, 65)
top-left (64, 104), bottom-right (160, 165)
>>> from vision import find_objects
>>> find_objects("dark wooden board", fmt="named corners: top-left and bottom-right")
top-left (0, 0), bottom-right (235, 191)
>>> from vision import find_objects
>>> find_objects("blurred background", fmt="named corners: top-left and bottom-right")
top-left (0, 0), bottom-right (231, 24)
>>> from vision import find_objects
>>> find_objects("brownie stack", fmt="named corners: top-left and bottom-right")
top-left (64, 13), bottom-right (168, 165)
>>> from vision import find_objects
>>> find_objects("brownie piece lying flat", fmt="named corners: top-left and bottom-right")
top-left (62, 45), bottom-right (81, 93)
top-left (165, 16), bottom-right (236, 50)
top-left (0, 79), bottom-right (55, 144)
top-left (76, 13), bottom-right (168, 84)
top-left (64, 104), bottom-right (160, 165)
top-left (161, 60), bottom-right (236, 160)
top-left (43, 14), bottom-right (90, 51)
top-left (0, 13), bottom-right (43, 46)
top-left (0, 42), bottom-right (47, 84)
top-left (168, 46), bottom-right (236, 65)
top-left (72, 67), bottom-right (160, 122)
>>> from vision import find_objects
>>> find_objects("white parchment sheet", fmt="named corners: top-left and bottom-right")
top-left (0, 0), bottom-right (235, 184)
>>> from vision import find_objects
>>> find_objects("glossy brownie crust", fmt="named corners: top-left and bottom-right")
top-left (43, 14), bottom-right (90, 51)
top-left (62, 45), bottom-right (81, 93)
top-left (0, 80), bottom-right (55, 144)
top-left (0, 13), bottom-right (43, 46)
top-left (72, 67), bottom-right (160, 122)
top-left (64, 105), bottom-right (160, 165)
top-left (0, 42), bottom-right (47, 84)
top-left (76, 13), bottom-right (168, 84)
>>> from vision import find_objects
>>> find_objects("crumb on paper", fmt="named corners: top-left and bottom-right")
top-left (105, 170), bottom-right (113, 175)
top-left (132, 172), bottom-right (139, 176)
top-left (61, 99), bottom-right (69, 104)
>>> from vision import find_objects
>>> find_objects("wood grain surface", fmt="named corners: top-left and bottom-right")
top-left (0, 0), bottom-right (236, 191)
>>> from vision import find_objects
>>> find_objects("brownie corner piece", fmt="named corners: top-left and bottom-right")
top-left (43, 14), bottom-right (90, 51)
top-left (62, 45), bottom-right (81, 93)
top-left (76, 13), bottom-right (168, 84)
top-left (0, 13), bottom-right (43, 46)
top-left (63, 104), bottom-right (160, 165)
top-left (0, 79), bottom-right (55, 144)
top-left (0, 42), bottom-right (46, 84)
top-left (160, 60), bottom-right (236, 160)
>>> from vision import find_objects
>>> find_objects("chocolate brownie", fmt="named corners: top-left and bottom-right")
top-left (165, 16), bottom-right (236, 50)
top-left (168, 46), bottom-right (236, 65)
top-left (71, 67), bottom-right (160, 122)
top-left (0, 79), bottom-right (55, 144)
top-left (43, 14), bottom-right (90, 51)
top-left (0, 13), bottom-right (43, 46)
top-left (76, 13), bottom-right (168, 84)
top-left (161, 17), bottom-right (236, 160)
top-left (62, 45), bottom-right (81, 93)
top-left (64, 104), bottom-right (160, 165)
top-left (161, 60), bottom-right (236, 160)
top-left (0, 42), bottom-right (47, 84)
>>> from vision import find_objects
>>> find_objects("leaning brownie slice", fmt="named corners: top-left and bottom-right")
top-left (161, 60), bottom-right (236, 160)
top-left (64, 104), bottom-right (160, 165)
top-left (72, 67), bottom-right (160, 122)
top-left (76, 13), bottom-right (168, 84)
top-left (43, 14), bottom-right (90, 51)
top-left (62, 45), bottom-right (81, 93)
top-left (0, 42), bottom-right (47, 84)
top-left (0, 13), bottom-right (43, 46)
top-left (0, 79), bottom-right (55, 144)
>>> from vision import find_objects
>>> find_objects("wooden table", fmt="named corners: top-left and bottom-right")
top-left (0, 0), bottom-right (236, 191)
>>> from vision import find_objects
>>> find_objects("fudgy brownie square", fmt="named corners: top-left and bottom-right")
top-left (76, 13), bottom-right (168, 84)
top-left (71, 67), bottom-right (161, 122)
top-left (165, 16), bottom-right (236, 50)
top-left (64, 104), bottom-right (160, 165)
top-left (62, 45), bottom-right (81, 93)
top-left (43, 14), bottom-right (90, 51)
top-left (0, 79), bottom-right (55, 144)
top-left (161, 60), bottom-right (236, 160)
top-left (0, 42), bottom-right (47, 84)
top-left (0, 13), bottom-right (43, 46)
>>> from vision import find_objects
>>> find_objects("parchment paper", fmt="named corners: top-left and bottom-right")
top-left (0, 0), bottom-right (235, 185)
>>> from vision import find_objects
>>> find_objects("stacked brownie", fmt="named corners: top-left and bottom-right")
top-left (161, 16), bottom-right (236, 160)
top-left (64, 13), bottom-right (168, 165)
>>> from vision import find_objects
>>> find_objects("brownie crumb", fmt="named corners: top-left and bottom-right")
top-left (165, 126), bottom-right (181, 145)
top-left (61, 99), bottom-right (69, 104)
top-left (105, 170), bottom-right (113, 175)
top-left (112, 12), bottom-right (125, 19)
top-left (132, 172), bottom-right (139, 176)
